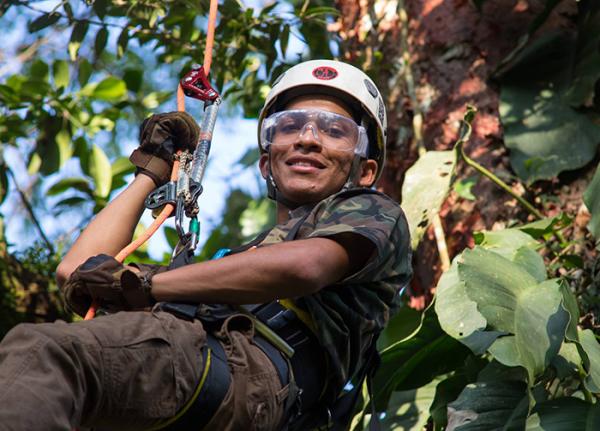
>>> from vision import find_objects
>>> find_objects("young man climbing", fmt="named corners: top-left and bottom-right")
top-left (0, 60), bottom-right (412, 431)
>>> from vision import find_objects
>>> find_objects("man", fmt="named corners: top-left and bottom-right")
top-left (0, 60), bottom-right (411, 430)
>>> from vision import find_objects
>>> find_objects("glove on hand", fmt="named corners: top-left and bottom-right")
top-left (130, 111), bottom-right (200, 186)
top-left (61, 254), bottom-right (166, 317)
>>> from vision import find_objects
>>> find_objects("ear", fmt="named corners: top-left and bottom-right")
top-left (358, 159), bottom-right (378, 187)
top-left (259, 152), bottom-right (270, 179)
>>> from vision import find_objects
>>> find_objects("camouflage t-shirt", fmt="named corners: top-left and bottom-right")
top-left (257, 187), bottom-right (412, 399)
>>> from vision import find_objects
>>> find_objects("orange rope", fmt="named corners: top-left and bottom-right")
top-left (84, 0), bottom-right (219, 321)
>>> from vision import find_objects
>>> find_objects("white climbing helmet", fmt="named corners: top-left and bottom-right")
top-left (258, 59), bottom-right (387, 182)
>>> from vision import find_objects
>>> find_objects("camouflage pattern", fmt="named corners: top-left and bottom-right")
top-left (259, 188), bottom-right (412, 401)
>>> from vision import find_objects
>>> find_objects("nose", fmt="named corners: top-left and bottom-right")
top-left (295, 123), bottom-right (322, 150)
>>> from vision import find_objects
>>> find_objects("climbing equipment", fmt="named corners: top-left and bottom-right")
top-left (145, 65), bottom-right (221, 269)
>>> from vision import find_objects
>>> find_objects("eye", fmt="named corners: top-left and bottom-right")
top-left (277, 119), bottom-right (301, 134)
top-left (325, 123), bottom-right (351, 139)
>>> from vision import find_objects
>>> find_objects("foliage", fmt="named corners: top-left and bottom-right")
top-left (498, 1), bottom-right (600, 183)
top-left (2, 1), bottom-right (600, 430)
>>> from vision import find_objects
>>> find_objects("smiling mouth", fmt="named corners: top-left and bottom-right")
top-left (286, 158), bottom-right (325, 169)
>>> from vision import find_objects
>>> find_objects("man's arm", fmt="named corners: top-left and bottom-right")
top-left (151, 233), bottom-right (374, 304)
top-left (56, 174), bottom-right (155, 286)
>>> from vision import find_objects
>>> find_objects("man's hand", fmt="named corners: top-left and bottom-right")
top-left (130, 111), bottom-right (200, 186)
top-left (61, 254), bottom-right (165, 317)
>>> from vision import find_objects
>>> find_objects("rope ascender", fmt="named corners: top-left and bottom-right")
top-left (85, 0), bottom-right (220, 320)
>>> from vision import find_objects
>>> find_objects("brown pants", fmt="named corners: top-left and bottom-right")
top-left (0, 308), bottom-right (287, 431)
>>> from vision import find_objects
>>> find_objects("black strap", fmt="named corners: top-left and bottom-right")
top-left (162, 334), bottom-right (230, 431)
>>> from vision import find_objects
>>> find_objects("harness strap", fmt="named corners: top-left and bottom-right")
top-left (155, 334), bottom-right (230, 431)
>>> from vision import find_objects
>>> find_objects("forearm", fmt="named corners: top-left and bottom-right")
top-left (57, 174), bottom-right (156, 284)
top-left (151, 237), bottom-right (351, 303)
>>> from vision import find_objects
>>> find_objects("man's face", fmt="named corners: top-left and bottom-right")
top-left (260, 95), bottom-right (376, 206)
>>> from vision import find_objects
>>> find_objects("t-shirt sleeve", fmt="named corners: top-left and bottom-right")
top-left (305, 191), bottom-right (411, 283)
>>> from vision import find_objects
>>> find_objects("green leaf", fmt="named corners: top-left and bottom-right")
top-left (237, 147), bottom-right (260, 168)
top-left (435, 260), bottom-right (500, 354)
top-left (28, 12), bottom-right (61, 32)
top-left (453, 176), bottom-right (477, 200)
top-left (446, 381), bottom-right (528, 431)
top-left (280, 24), bottom-right (290, 57)
top-left (486, 279), bottom-right (569, 382)
top-left (380, 379), bottom-right (439, 431)
top-left (526, 397), bottom-right (600, 430)
top-left (111, 156), bottom-right (134, 178)
top-left (89, 144), bottom-right (112, 198)
top-left (518, 215), bottom-right (570, 239)
top-left (552, 342), bottom-right (581, 379)
top-left (164, 226), bottom-right (179, 249)
top-left (374, 301), bottom-right (471, 409)
top-left (53, 60), bottom-right (69, 89)
top-left (500, 85), bottom-right (600, 182)
top-left (430, 374), bottom-right (472, 429)
top-left (91, 77), bottom-right (127, 101)
top-left (459, 247), bottom-right (537, 332)
top-left (583, 164), bottom-right (600, 241)
top-left (47, 177), bottom-right (93, 196)
top-left (513, 246), bottom-right (546, 282)
top-left (117, 27), bottom-right (129, 58)
top-left (69, 20), bottom-right (89, 60)
top-left (578, 329), bottom-right (600, 393)
top-left (78, 59), bottom-right (93, 87)
top-left (474, 228), bottom-right (539, 261)
top-left (378, 306), bottom-right (422, 350)
top-left (30, 59), bottom-right (49, 81)
top-left (94, 27), bottom-right (109, 58)
top-left (401, 150), bottom-right (456, 249)
top-left (123, 68), bottom-right (143, 93)
top-left (55, 129), bottom-right (73, 168)
top-left (0, 167), bottom-right (8, 205)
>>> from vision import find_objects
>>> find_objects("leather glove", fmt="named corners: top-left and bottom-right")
top-left (61, 254), bottom-right (166, 317)
top-left (130, 111), bottom-right (200, 186)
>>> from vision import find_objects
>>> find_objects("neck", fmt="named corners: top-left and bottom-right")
top-left (276, 203), bottom-right (290, 223)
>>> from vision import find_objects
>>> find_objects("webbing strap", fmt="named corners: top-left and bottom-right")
top-left (155, 334), bottom-right (230, 431)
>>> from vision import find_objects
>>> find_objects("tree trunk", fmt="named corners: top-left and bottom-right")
top-left (334, 0), bottom-right (576, 306)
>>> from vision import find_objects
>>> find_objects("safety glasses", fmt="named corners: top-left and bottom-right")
top-left (260, 109), bottom-right (368, 157)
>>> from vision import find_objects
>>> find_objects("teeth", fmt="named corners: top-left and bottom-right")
top-left (293, 162), bottom-right (314, 167)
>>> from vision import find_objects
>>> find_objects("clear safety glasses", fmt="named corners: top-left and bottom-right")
top-left (260, 109), bottom-right (368, 157)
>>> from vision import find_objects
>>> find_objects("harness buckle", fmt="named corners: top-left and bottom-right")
top-left (145, 181), bottom-right (177, 209)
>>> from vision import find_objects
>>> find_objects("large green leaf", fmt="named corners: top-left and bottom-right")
top-left (459, 247), bottom-right (537, 332)
top-left (474, 228), bottom-right (539, 260)
top-left (401, 150), bottom-right (455, 249)
top-left (583, 164), bottom-right (600, 241)
top-left (379, 379), bottom-right (439, 431)
top-left (456, 248), bottom-right (569, 382)
top-left (526, 397), bottom-right (600, 430)
top-left (486, 279), bottom-right (569, 382)
top-left (435, 260), bottom-right (500, 355)
top-left (378, 306), bottom-right (423, 350)
top-left (446, 381), bottom-right (528, 431)
top-left (89, 144), bottom-right (112, 198)
top-left (578, 329), bottom-right (600, 393)
top-left (500, 85), bottom-right (600, 182)
top-left (374, 302), bottom-right (471, 409)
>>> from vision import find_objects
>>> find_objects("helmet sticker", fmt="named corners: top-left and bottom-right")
top-left (364, 79), bottom-right (378, 98)
top-left (378, 98), bottom-right (385, 124)
top-left (312, 66), bottom-right (338, 80)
